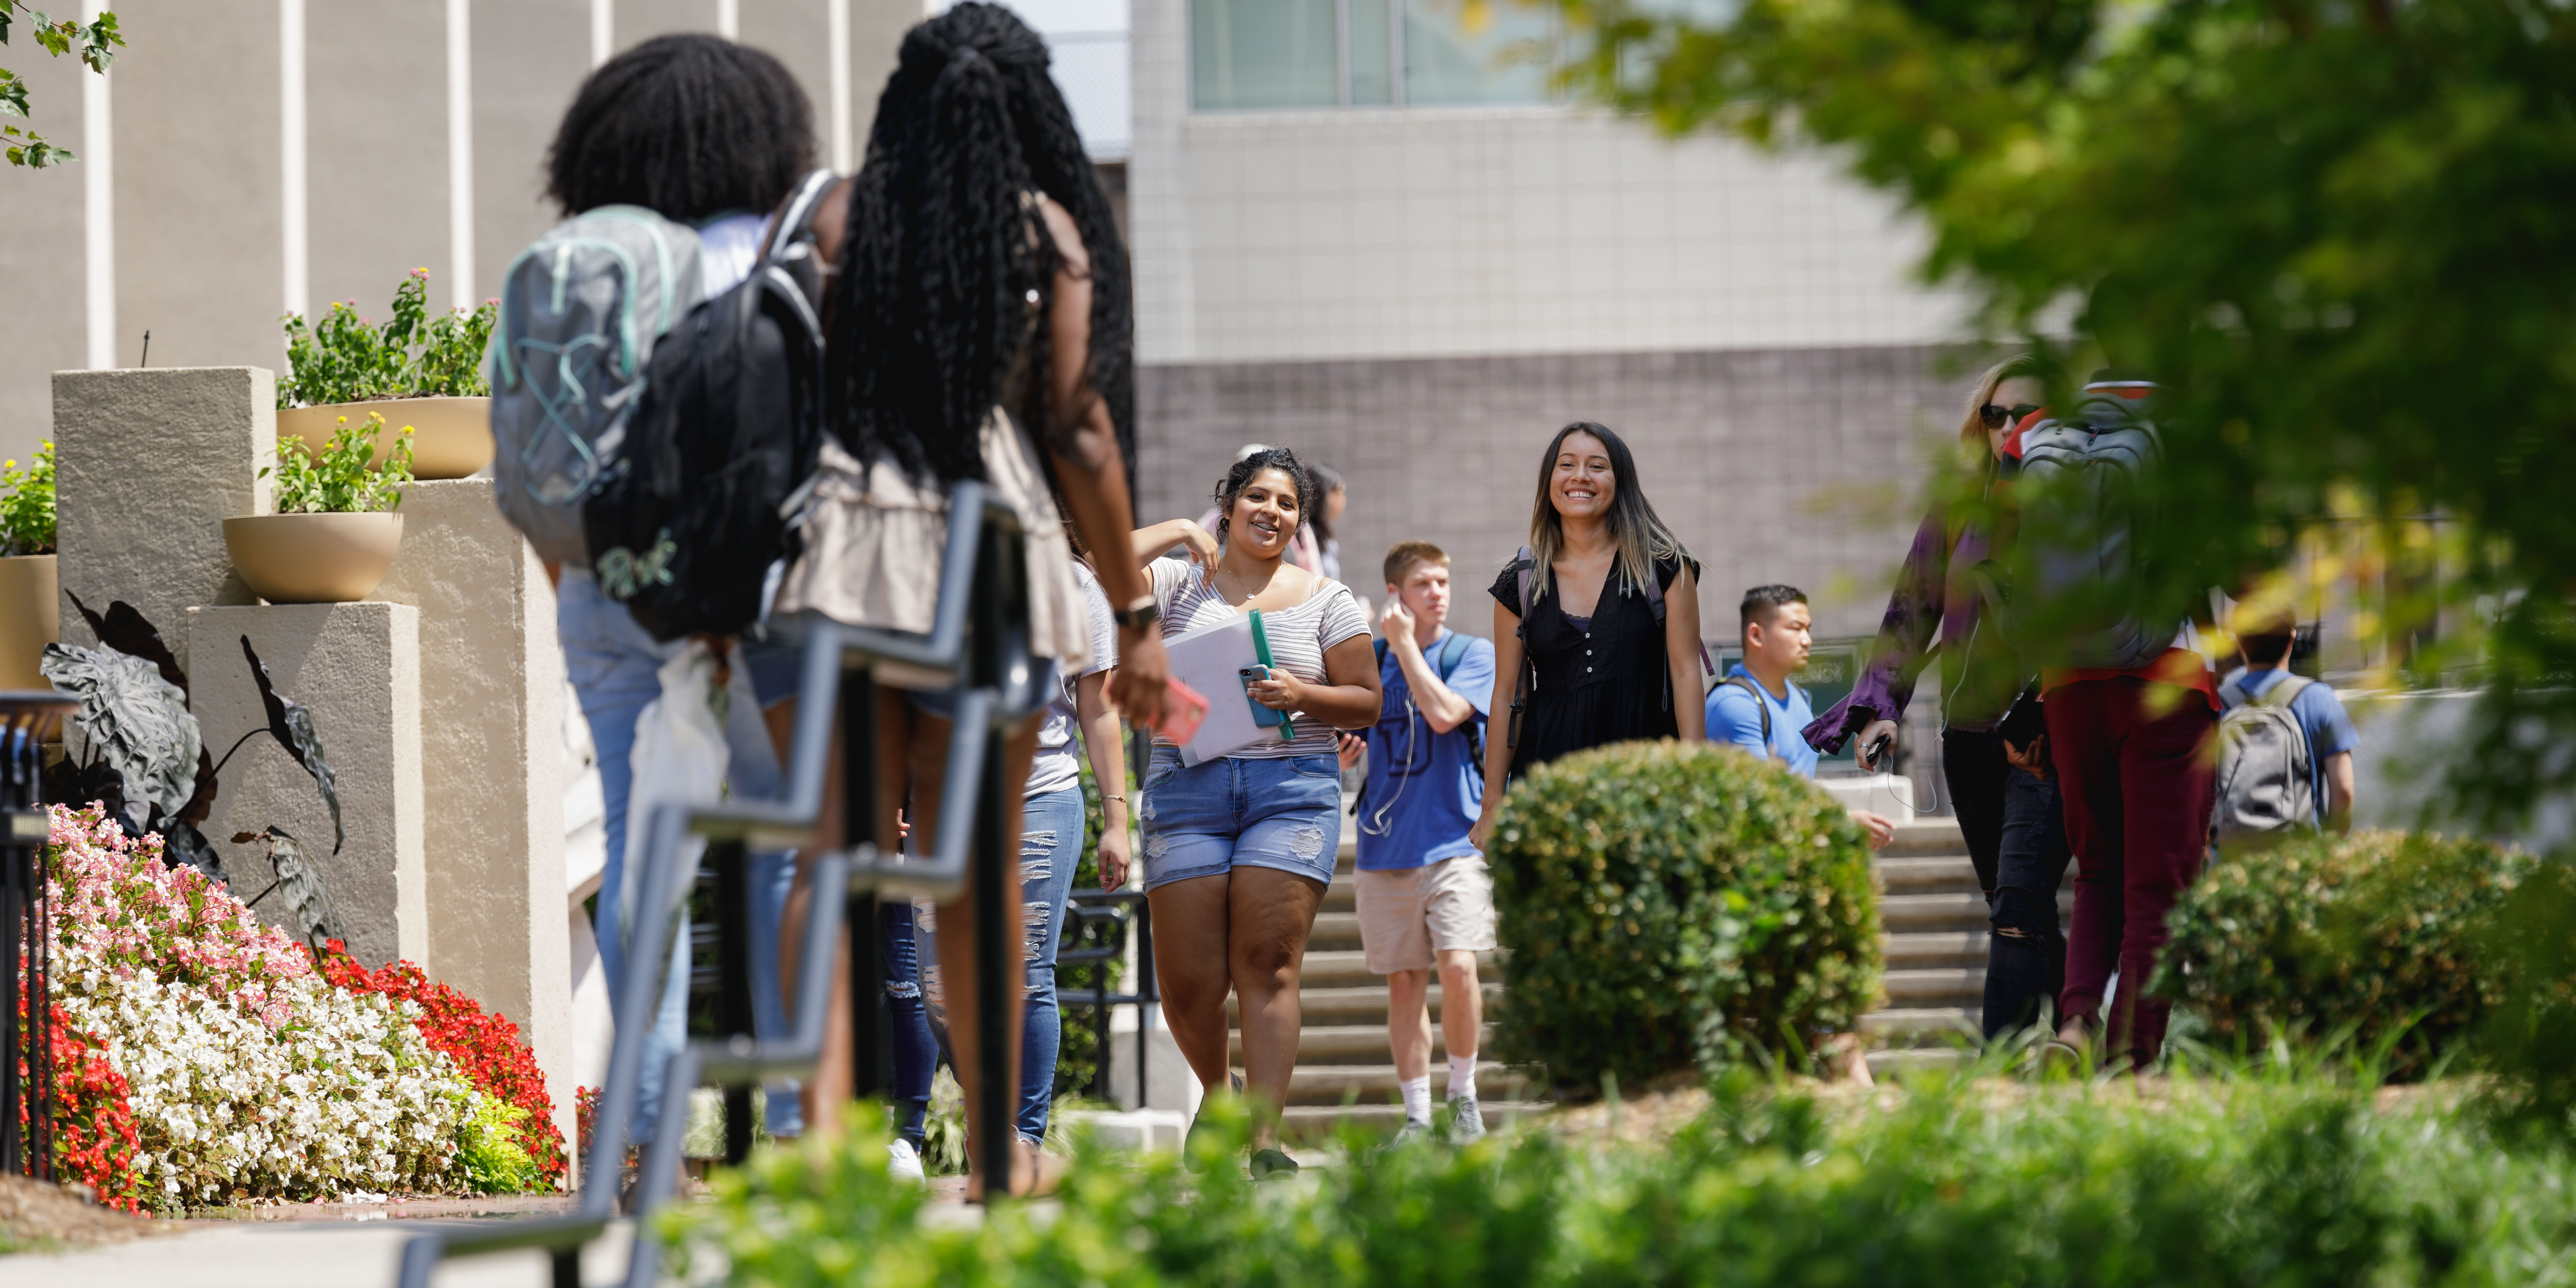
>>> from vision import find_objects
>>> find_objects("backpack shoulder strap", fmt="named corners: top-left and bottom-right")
top-left (1513, 547), bottom-right (1536, 623)
top-left (1723, 675), bottom-right (1773, 745)
top-left (761, 169), bottom-right (840, 266)
top-left (2249, 674), bottom-right (2313, 710)
top-left (1435, 631), bottom-right (1473, 681)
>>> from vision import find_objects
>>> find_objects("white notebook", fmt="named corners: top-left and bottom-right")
top-left (1163, 610), bottom-right (1297, 766)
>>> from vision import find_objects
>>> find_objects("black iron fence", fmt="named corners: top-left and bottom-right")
top-left (1, 692), bottom-right (74, 1186)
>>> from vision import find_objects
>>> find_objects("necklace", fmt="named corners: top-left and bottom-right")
top-left (1215, 562), bottom-right (1276, 605)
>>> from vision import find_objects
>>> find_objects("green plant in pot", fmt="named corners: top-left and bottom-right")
top-left (278, 268), bottom-right (497, 480)
top-left (223, 412), bottom-right (414, 605)
top-left (0, 440), bottom-right (59, 688)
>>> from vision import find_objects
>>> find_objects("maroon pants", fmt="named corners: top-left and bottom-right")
top-left (2044, 677), bottom-right (2216, 1070)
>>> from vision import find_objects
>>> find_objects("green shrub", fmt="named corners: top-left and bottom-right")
top-left (662, 1080), bottom-right (2576, 1288)
top-left (278, 268), bottom-right (495, 408)
top-left (265, 411), bottom-right (414, 514)
top-left (0, 440), bottom-right (54, 556)
top-left (457, 1094), bottom-right (544, 1194)
top-left (1486, 742), bottom-right (1880, 1090)
top-left (2152, 829), bottom-right (2533, 1077)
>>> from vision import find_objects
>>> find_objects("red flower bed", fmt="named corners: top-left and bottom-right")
top-left (17, 997), bottom-right (147, 1214)
top-left (312, 941), bottom-right (567, 1188)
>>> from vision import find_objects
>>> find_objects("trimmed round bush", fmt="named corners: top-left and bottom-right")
top-left (1487, 742), bottom-right (1881, 1089)
top-left (2151, 829), bottom-right (2533, 1077)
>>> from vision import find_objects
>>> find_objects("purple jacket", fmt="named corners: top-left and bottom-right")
top-left (1804, 501), bottom-right (2013, 753)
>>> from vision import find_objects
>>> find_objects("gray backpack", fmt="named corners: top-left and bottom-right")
top-left (488, 206), bottom-right (705, 565)
top-left (2000, 383), bottom-right (2181, 669)
top-left (2212, 669), bottom-right (2318, 838)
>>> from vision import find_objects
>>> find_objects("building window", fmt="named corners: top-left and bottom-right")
top-left (1190, 0), bottom-right (1558, 112)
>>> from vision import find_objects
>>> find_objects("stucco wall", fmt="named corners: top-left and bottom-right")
top-left (1126, 0), bottom-right (1970, 367)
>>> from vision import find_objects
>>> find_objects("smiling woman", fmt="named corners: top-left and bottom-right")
top-left (1470, 421), bottom-right (1705, 853)
top-left (1127, 446), bottom-right (1382, 1175)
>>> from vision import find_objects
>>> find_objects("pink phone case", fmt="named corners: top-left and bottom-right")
top-left (1158, 676), bottom-right (1211, 744)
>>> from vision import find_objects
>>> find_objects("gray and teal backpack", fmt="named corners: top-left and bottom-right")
top-left (488, 207), bottom-right (705, 566)
top-left (1989, 381), bottom-right (2182, 670)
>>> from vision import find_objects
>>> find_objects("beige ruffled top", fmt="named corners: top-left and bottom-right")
top-left (773, 410), bottom-right (1091, 690)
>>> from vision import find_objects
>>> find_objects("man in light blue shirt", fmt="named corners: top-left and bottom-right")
top-left (2222, 618), bottom-right (2360, 831)
top-left (1706, 584), bottom-right (1894, 846)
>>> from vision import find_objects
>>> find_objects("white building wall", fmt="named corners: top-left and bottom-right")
top-left (1129, 0), bottom-right (1971, 366)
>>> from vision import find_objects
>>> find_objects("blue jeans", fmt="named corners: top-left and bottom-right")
top-left (558, 569), bottom-right (791, 1143)
top-left (1015, 786), bottom-right (1086, 1142)
top-left (1138, 750), bottom-right (1343, 890)
top-left (882, 900), bottom-right (936, 1150)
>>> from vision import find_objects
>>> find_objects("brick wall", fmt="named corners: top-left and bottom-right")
top-left (1137, 343), bottom-right (1983, 642)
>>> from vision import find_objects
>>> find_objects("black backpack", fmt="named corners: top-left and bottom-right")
top-left (583, 169), bottom-right (836, 641)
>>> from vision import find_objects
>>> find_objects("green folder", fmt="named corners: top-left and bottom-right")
top-left (1248, 608), bottom-right (1294, 742)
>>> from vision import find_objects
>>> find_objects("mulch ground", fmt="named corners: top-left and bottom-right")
top-left (0, 1175), bottom-right (166, 1252)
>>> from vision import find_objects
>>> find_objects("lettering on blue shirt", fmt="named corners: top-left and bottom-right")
top-left (1704, 663), bottom-right (1820, 779)
top-left (1354, 630), bottom-right (1495, 872)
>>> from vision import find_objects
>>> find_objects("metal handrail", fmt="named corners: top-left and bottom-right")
top-left (396, 481), bottom-right (1045, 1288)
top-left (1055, 889), bottom-right (1158, 1109)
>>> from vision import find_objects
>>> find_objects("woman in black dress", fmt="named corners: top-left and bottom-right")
top-left (1469, 422), bottom-right (1706, 849)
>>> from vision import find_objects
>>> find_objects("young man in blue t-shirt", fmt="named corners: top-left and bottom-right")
top-left (1705, 585), bottom-right (1896, 848)
top-left (1337, 540), bottom-right (1496, 1143)
top-left (2222, 617), bottom-right (2360, 831)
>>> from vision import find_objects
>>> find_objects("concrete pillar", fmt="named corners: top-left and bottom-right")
top-left (52, 367), bottom-right (274, 660)
top-left (187, 602), bottom-right (427, 970)
top-left (370, 477), bottom-right (575, 1170)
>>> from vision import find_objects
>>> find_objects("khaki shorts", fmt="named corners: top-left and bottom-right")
top-left (1354, 855), bottom-right (1498, 975)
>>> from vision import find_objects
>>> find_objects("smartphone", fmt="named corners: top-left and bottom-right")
top-left (1996, 683), bottom-right (2045, 751)
top-left (1862, 733), bottom-right (1895, 770)
top-left (1158, 676), bottom-right (1210, 744)
top-left (1239, 665), bottom-right (1290, 729)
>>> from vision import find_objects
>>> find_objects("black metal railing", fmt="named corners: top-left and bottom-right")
top-left (1, 691), bottom-right (76, 1183)
top-left (396, 481), bottom-right (1044, 1288)
top-left (1056, 889), bottom-right (1157, 1108)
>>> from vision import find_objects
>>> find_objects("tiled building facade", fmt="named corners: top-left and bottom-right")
top-left (1126, 0), bottom-right (1983, 639)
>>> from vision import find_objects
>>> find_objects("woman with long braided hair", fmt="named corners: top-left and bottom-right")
top-left (769, 3), bottom-right (1174, 1199)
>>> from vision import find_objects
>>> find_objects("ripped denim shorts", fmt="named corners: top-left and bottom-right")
top-left (1137, 748), bottom-right (1343, 891)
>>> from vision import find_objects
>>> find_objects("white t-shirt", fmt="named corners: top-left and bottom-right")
top-left (1150, 557), bottom-right (1370, 759)
top-left (1026, 565), bottom-right (1117, 799)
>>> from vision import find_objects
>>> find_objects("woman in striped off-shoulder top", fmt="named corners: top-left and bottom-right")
top-left (1128, 448), bottom-right (1382, 1177)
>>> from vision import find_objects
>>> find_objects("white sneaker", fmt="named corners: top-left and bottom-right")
top-left (887, 1138), bottom-right (927, 1186)
top-left (1446, 1095), bottom-right (1487, 1143)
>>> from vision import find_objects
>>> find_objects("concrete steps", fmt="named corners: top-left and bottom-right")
top-left (1215, 805), bottom-right (2056, 1138)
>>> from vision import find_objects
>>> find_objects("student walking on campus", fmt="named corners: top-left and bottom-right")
top-left (1706, 585), bottom-right (1898, 849)
top-left (1013, 559), bottom-right (1128, 1147)
top-left (2016, 376), bottom-right (2218, 1074)
top-left (1337, 542), bottom-right (1497, 1144)
top-left (536, 33), bottom-right (821, 1160)
top-left (1130, 448), bottom-right (1381, 1178)
top-left (2214, 604), bottom-right (2358, 837)
top-left (1471, 422), bottom-right (1707, 850)
top-left (1804, 355), bottom-right (2075, 1040)
top-left (769, 4), bottom-right (1176, 1200)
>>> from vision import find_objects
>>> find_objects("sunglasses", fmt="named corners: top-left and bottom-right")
top-left (1978, 402), bottom-right (2042, 429)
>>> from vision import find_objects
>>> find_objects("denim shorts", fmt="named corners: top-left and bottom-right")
top-left (1138, 749), bottom-right (1343, 890)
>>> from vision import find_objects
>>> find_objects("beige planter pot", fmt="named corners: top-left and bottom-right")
top-left (223, 512), bottom-right (406, 604)
top-left (277, 396), bottom-right (493, 481)
top-left (0, 554), bottom-right (58, 689)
